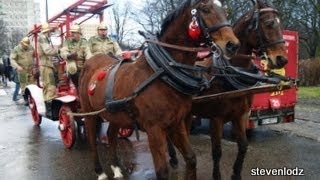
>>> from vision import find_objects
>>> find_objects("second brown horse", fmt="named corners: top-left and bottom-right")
top-left (168, 0), bottom-right (288, 179)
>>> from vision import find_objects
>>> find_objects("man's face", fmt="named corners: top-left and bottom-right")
top-left (71, 32), bottom-right (80, 41)
top-left (21, 44), bottom-right (28, 50)
top-left (98, 29), bottom-right (107, 39)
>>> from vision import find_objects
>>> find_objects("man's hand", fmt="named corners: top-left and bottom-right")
top-left (67, 52), bottom-right (78, 60)
top-left (16, 66), bottom-right (23, 72)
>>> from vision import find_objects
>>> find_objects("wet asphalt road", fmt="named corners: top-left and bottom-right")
top-left (1, 83), bottom-right (320, 180)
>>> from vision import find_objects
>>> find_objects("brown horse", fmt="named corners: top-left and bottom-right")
top-left (199, 0), bottom-right (287, 179)
top-left (78, 0), bottom-right (239, 179)
top-left (168, 0), bottom-right (288, 179)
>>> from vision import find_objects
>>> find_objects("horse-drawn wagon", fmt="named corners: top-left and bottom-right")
top-left (22, 0), bottom-right (298, 179)
top-left (24, 0), bottom-right (133, 149)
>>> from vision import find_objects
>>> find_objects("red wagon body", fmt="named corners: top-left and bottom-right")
top-left (248, 30), bottom-right (299, 128)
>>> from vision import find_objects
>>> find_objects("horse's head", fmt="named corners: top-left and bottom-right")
top-left (233, 0), bottom-right (287, 69)
top-left (159, 0), bottom-right (240, 61)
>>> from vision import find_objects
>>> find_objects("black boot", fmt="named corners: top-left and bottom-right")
top-left (45, 101), bottom-right (52, 118)
top-left (23, 93), bottom-right (29, 106)
top-left (70, 72), bottom-right (79, 89)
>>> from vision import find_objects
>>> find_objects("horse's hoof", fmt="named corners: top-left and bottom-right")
top-left (231, 174), bottom-right (241, 180)
top-left (125, 163), bottom-right (135, 174)
top-left (97, 172), bottom-right (108, 180)
top-left (111, 165), bottom-right (124, 179)
top-left (213, 173), bottom-right (221, 180)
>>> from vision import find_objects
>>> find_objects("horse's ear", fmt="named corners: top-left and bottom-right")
top-left (255, 0), bottom-right (263, 9)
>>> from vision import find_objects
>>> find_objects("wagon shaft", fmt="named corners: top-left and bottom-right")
top-left (192, 83), bottom-right (294, 103)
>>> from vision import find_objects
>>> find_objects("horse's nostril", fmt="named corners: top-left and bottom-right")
top-left (226, 41), bottom-right (239, 55)
top-left (276, 56), bottom-right (288, 68)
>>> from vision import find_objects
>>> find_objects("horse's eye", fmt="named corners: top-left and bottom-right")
top-left (201, 7), bottom-right (210, 14)
top-left (264, 19), bottom-right (275, 28)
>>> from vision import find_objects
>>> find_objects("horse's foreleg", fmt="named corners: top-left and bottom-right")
top-left (107, 123), bottom-right (123, 179)
top-left (231, 114), bottom-right (249, 180)
top-left (169, 120), bottom-right (196, 180)
top-left (85, 116), bottom-right (107, 179)
top-left (210, 118), bottom-right (223, 180)
top-left (167, 113), bottom-right (193, 169)
top-left (167, 137), bottom-right (178, 169)
top-left (146, 126), bottom-right (169, 180)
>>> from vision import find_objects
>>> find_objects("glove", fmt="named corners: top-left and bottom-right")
top-left (32, 67), bottom-right (40, 80)
top-left (67, 52), bottom-right (78, 60)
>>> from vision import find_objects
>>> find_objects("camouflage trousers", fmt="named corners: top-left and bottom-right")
top-left (18, 71), bottom-right (36, 95)
top-left (40, 66), bottom-right (57, 102)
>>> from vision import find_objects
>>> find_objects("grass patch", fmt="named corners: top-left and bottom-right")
top-left (298, 86), bottom-right (320, 98)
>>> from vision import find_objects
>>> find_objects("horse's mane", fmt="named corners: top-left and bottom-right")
top-left (259, 0), bottom-right (274, 8)
top-left (159, 0), bottom-right (195, 36)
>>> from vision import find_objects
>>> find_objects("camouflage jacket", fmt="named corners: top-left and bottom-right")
top-left (10, 44), bottom-right (34, 73)
top-left (60, 37), bottom-right (92, 68)
top-left (37, 33), bottom-right (59, 68)
top-left (88, 36), bottom-right (122, 56)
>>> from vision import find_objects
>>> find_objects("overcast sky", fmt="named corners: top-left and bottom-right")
top-left (34, 0), bottom-right (144, 24)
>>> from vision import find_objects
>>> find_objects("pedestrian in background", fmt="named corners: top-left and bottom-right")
top-left (10, 37), bottom-right (35, 104)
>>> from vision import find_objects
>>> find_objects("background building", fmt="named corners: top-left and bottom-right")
top-left (0, 0), bottom-right (40, 56)
top-left (0, 0), bottom-right (40, 33)
top-left (80, 23), bottom-right (97, 39)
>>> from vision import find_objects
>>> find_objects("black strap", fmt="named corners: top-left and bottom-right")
top-left (106, 60), bottom-right (124, 102)
top-left (206, 22), bottom-right (231, 33)
top-left (145, 41), bottom-right (210, 95)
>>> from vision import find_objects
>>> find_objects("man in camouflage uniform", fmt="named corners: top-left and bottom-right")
top-left (60, 24), bottom-right (92, 88)
top-left (10, 37), bottom-right (35, 104)
top-left (38, 22), bottom-right (60, 117)
top-left (88, 22), bottom-right (123, 56)
top-left (87, 22), bottom-right (123, 144)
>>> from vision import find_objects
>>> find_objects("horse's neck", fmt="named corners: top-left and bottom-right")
top-left (159, 23), bottom-right (198, 65)
top-left (160, 37), bottom-right (197, 65)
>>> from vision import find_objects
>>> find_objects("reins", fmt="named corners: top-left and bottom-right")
top-left (144, 39), bottom-right (211, 53)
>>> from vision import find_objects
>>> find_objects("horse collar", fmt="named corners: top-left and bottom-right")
top-left (145, 40), bottom-right (210, 95)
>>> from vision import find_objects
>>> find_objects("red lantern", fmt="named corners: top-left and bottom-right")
top-left (188, 20), bottom-right (201, 40)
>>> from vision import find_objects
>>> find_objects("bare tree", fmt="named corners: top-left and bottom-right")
top-left (224, 0), bottom-right (320, 59)
top-left (9, 30), bottom-right (24, 50)
top-left (0, 19), bottom-right (9, 56)
top-left (113, 0), bottom-right (320, 58)
top-left (107, 0), bottom-right (142, 49)
top-left (132, 0), bottom-right (180, 34)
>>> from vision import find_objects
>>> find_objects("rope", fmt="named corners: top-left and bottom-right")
top-left (67, 108), bottom-right (106, 117)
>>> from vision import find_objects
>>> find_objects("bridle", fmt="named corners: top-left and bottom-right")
top-left (248, 7), bottom-right (285, 57)
top-left (189, 0), bottom-right (231, 54)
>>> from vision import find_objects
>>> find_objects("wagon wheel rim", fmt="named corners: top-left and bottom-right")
top-left (28, 95), bottom-right (41, 125)
top-left (118, 128), bottom-right (134, 138)
top-left (59, 105), bottom-right (76, 149)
